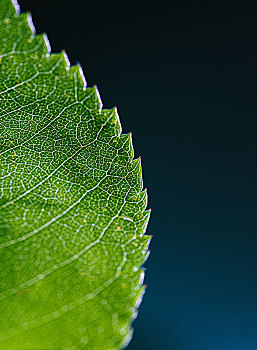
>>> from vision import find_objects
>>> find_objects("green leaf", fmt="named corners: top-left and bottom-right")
top-left (0, 0), bottom-right (151, 349)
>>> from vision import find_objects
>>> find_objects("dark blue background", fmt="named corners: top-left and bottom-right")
top-left (21, 0), bottom-right (256, 348)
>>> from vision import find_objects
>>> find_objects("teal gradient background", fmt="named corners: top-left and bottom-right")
top-left (20, 0), bottom-right (256, 349)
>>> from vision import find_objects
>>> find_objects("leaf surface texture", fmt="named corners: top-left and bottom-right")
top-left (0, 1), bottom-right (151, 348)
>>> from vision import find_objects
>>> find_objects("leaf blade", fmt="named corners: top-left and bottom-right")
top-left (0, 0), bottom-right (151, 349)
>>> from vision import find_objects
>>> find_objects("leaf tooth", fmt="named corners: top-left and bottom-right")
top-left (131, 156), bottom-right (142, 169)
top-left (135, 209), bottom-right (151, 235)
top-left (119, 277), bottom-right (145, 348)
top-left (42, 33), bottom-right (51, 56)
top-left (129, 131), bottom-right (134, 156)
top-left (136, 235), bottom-right (152, 265)
top-left (120, 326), bottom-right (134, 350)
top-left (132, 271), bottom-right (145, 302)
top-left (125, 131), bottom-right (135, 160)
top-left (119, 133), bottom-right (134, 162)
top-left (68, 63), bottom-right (87, 91)
top-left (129, 189), bottom-right (148, 215)
top-left (91, 84), bottom-right (103, 111)
top-left (26, 11), bottom-right (35, 35)
top-left (12, 0), bottom-right (20, 15)
top-left (78, 85), bottom-right (102, 112)
top-left (136, 233), bottom-right (152, 250)
top-left (32, 33), bottom-right (51, 57)
top-left (104, 106), bottom-right (122, 135)
top-left (76, 62), bottom-right (87, 89)
top-left (140, 187), bottom-right (148, 207)
top-left (98, 107), bottom-right (122, 137)
top-left (131, 156), bottom-right (143, 191)
top-left (136, 275), bottom-right (146, 302)
top-left (112, 106), bottom-right (122, 135)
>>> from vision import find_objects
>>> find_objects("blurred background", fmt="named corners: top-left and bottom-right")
top-left (20, 0), bottom-right (256, 349)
